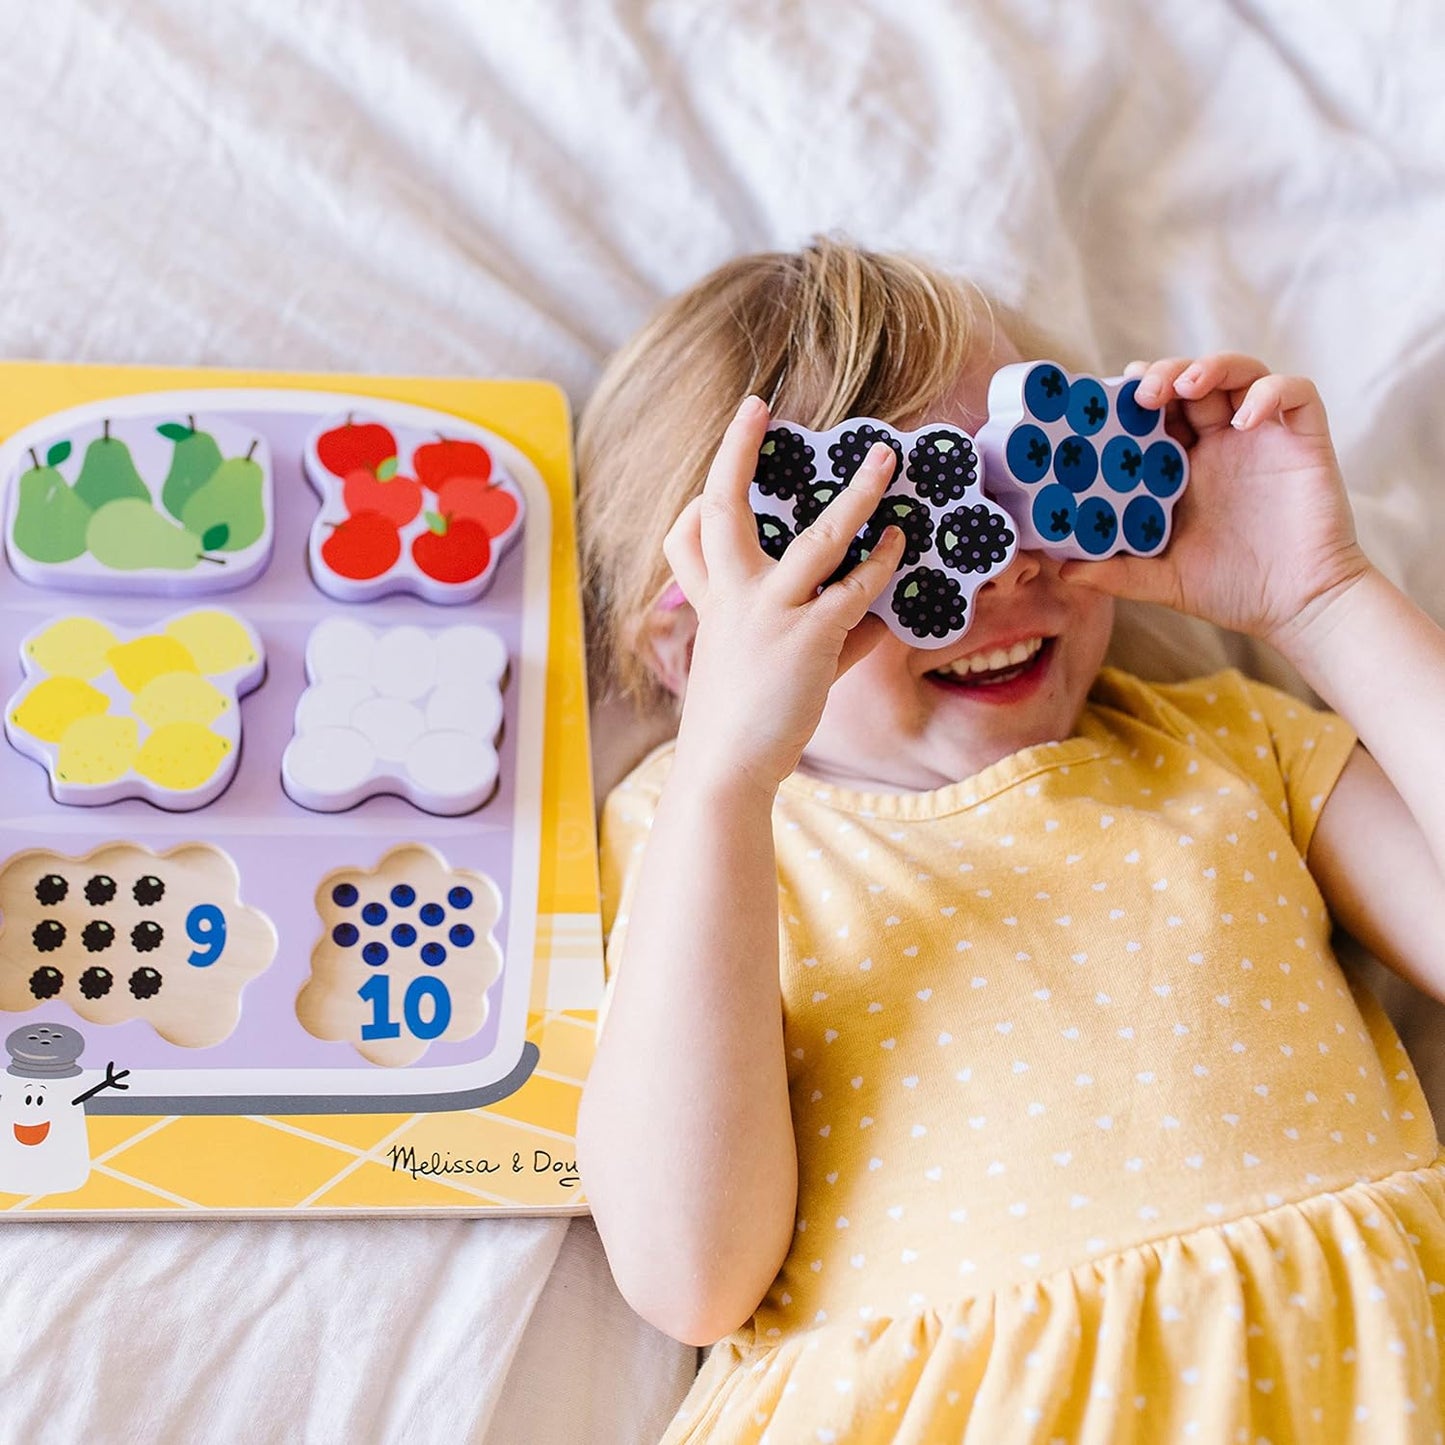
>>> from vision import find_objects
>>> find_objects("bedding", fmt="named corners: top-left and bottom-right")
top-left (1, 1), bottom-right (1443, 1439)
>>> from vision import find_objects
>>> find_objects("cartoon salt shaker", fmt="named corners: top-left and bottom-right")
top-left (0, 1023), bottom-right (129, 1196)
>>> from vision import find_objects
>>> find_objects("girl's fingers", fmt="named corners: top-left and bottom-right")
top-left (834, 612), bottom-right (890, 680)
top-left (1232, 374), bottom-right (1330, 437)
top-left (1131, 358), bottom-right (1195, 409)
top-left (697, 395), bottom-right (774, 581)
top-left (662, 496), bottom-right (708, 607)
top-left (1122, 359), bottom-right (1149, 378)
top-left (814, 524), bottom-right (906, 629)
top-left (772, 443), bottom-right (898, 604)
top-left (1169, 353), bottom-right (1273, 434)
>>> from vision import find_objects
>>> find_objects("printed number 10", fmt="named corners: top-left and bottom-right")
top-left (359, 974), bottom-right (452, 1041)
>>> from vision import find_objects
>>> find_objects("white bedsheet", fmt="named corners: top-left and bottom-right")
top-left (1, 2), bottom-right (1443, 1440)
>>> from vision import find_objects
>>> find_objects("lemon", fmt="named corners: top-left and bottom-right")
top-left (10, 677), bottom-right (111, 744)
top-left (133, 672), bottom-right (229, 728)
top-left (25, 617), bottom-right (119, 679)
top-left (56, 715), bottom-right (139, 785)
top-left (164, 610), bottom-right (259, 676)
top-left (134, 723), bottom-right (230, 792)
top-left (107, 635), bottom-right (199, 693)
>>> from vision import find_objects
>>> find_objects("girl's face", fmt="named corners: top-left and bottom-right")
top-left (798, 338), bottom-right (1116, 794)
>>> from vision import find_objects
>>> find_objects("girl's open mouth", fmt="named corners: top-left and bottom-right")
top-left (925, 635), bottom-right (1055, 703)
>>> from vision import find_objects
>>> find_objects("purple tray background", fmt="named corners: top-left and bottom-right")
top-left (0, 407), bottom-right (530, 1076)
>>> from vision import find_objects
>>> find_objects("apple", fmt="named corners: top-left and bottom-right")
top-left (343, 468), bottom-right (422, 528)
top-left (436, 476), bottom-right (519, 538)
top-left (321, 512), bottom-right (401, 580)
top-left (413, 438), bottom-right (491, 492)
top-left (412, 511), bottom-right (491, 584)
top-left (317, 418), bottom-right (397, 478)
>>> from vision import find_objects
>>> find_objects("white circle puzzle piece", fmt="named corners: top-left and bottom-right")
top-left (748, 419), bottom-right (1018, 649)
top-left (4, 413), bottom-right (274, 596)
top-left (282, 618), bottom-right (508, 815)
top-left (975, 361), bottom-right (1190, 560)
top-left (302, 413), bottom-right (524, 604)
top-left (4, 609), bottom-right (266, 810)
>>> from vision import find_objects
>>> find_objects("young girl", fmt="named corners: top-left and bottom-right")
top-left (576, 240), bottom-right (1445, 1443)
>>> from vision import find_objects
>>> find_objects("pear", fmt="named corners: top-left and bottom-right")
top-left (86, 498), bottom-right (207, 572)
top-left (180, 441), bottom-right (264, 552)
top-left (12, 444), bottom-right (92, 563)
top-left (73, 420), bottom-right (150, 511)
top-left (159, 417), bottom-right (224, 521)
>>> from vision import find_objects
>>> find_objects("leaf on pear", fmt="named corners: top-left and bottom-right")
top-left (46, 441), bottom-right (72, 466)
top-left (202, 523), bottom-right (230, 551)
top-left (157, 422), bottom-right (193, 441)
top-left (377, 456), bottom-right (399, 481)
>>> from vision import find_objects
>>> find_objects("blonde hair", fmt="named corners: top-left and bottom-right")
top-left (578, 237), bottom-right (1044, 716)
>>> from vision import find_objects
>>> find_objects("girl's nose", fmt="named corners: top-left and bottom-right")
top-left (978, 547), bottom-right (1044, 595)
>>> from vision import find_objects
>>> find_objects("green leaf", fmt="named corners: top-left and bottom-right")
top-left (933, 437), bottom-right (955, 453)
top-left (202, 523), bottom-right (230, 551)
top-left (424, 510), bottom-right (446, 535)
top-left (377, 455), bottom-right (399, 481)
top-left (760, 440), bottom-right (775, 456)
top-left (46, 441), bottom-right (72, 466)
top-left (157, 422), bottom-right (192, 441)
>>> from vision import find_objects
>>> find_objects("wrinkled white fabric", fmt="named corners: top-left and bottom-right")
top-left (1, 2), bottom-right (1443, 1441)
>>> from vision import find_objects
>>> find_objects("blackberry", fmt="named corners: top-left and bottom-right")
top-left (752, 427), bottom-right (815, 501)
top-left (792, 479), bottom-right (844, 530)
top-left (908, 430), bottom-right (978, 504)
top-left (129, 967), bottom-right (163, 1001)
top-left (132, 875), bottom-right (165, 906)
top-left (34, 874), bottom-right (68, 906)
top-left (131, 920), bottom-right (164, 953)
top-left (32, 920), bottom-right (66, 953)
top-left (937, 505), bottom-right (1015, 574)
top-left (824, 534), bottom-right (871, 587)
top-left (756, 512), bottom-right (794, 561)
top-left (78, 966), bottom-right (114, 1000)
top-left (862, 494), bottom-right (934, 566)
top-left (29, 966), bottom-right (63, 1000)
top-left (82, 920), bottom-right (116, 953)
top-left (828, 425), bottom-right (904, 484)
top-left (85, 874), bottom-right (117, 906)
top-left (890, 567), bottom-right (968, 640)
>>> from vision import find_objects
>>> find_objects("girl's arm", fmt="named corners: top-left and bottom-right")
top-left (578, 398), bottom-right (904, 1346)
top-left (1061, 356), bottom-right (1445, 999)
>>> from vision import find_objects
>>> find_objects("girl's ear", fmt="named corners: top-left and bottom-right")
top-left (636, 585), bottom-right (697, 700)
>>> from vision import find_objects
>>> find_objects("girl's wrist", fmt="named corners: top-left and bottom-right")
top-left (671, 729), bottom-right (785, 812)
top-left (1263, 554), bottom-right (1381, 664)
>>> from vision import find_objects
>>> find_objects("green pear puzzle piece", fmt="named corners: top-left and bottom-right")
top-left (159, 418), bottom-right (224, 521)
top-left (85, 497), bottom-right (207, 572)
top-left (73, 421), bottom-right (150, 511)
top-left (12, 443), bottom-right (93, 563)
top-left (179, 442), bottom-right (264, 552)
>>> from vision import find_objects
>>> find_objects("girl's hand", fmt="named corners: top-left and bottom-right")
top-left (1057, 354), bottom-right (1372, 646)
top-left (664, 395), bottom-right (905, 797)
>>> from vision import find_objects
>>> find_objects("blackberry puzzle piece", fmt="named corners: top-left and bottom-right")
top-left (749, 420), bottom-right (1018, 648)
top-left (974, 361), bottom-right (1189, 560)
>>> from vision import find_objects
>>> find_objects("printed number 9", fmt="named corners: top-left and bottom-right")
top-left (186, 903), bottom-right (227, 967)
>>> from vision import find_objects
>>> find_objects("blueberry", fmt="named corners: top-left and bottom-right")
top-left (1076, 497), bottom-right (1120, 556)
top-left (1023, 364), bottom-right (1070, 423)
top-left (1101, 436), bottom-right (1144, 493)
top-left (32, 920), bottom-right (65, 953)
top-left (331, 883), bottom-right (359, 908)
top-left (333, 923), bottom-right (359, 948)
top-left (1006, 424), bottom-right (1051, 485)
top-left (420, 902), bottom-right (445, 927)
top-left (1032, 484), bottom-right (1077, 542)
top-left (391, 923), bottom-right (417, 947)
top-left (132, 875), bottom-right (165, 906)
top-left (1143, 440), bottom-right (1186, 498)
top-left (78, 966), bottom-right (113, 1000)
top-left (421, 942), bottom-right (447, 967)
top-left (1114, 379), bottom-right (1158, 437)
top-left (28, 966), bottom-right (63, 1000)
top-left (449, 923), bottom-right (475, 948)
top-left (390, 884), bottom-right (416, 908)
top-left (363, 942), bottom-right (389, 967)
top-left (131, 921), bottom-right (164, 953)
top-left (362, 902), bottom-right (388, 927)
top-left (128, 967), bottom-right (163, 1001)
top-left (81, 920), bottom-right (115, 953)
top-left (85, 875), bottom-right (117, 906)
top-left (34, 874), bottom-right (68, 906)
top-left (1123, 495), bottom-right (1168, 553)
top-left (447, 887), bottom-right (473, 910)
top-left (1066, 378), bottom-right (1109, 436)
top-left (1053, 435), bottom-right (1098, 494)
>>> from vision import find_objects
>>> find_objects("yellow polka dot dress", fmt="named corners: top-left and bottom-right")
top-left (600, 668), bottom-right (1445, 1443)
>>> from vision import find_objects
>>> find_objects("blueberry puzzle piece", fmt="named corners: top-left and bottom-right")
top-left (748, 420), bottom-right (1017, 648)
top-left (975, 361), bottom-right (1189, 560)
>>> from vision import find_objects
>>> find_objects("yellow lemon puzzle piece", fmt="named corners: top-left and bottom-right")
top-left (10, 676), bottom-right (111, 744)
top-left (56, 714), bottom-right (140, 784)
top-left (134, 722), bottom-right (230, 792)
top-left (163, 610), bottom-right (260, 676)
top-left (25, 617), bottom-right (120, 679)
top-left (107, 635), bottom-right (199, 693)
top-left (133, 672), bottom-right (229, 729)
